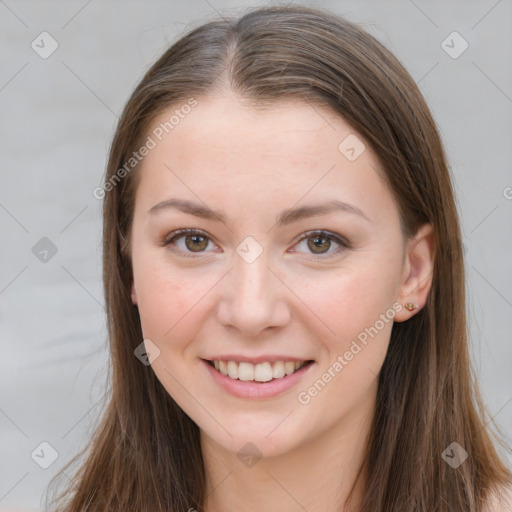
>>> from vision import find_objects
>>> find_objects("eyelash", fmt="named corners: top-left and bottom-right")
top-left (161, 228), bottom-right (350, 260)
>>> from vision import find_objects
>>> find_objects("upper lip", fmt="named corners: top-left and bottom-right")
top-left (203, 355), bottom-right (313, 364)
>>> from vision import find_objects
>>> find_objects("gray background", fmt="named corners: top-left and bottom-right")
top-left (1, 0), bottom-right (511, 510)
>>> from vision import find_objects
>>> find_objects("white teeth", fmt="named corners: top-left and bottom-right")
top-left (272, 361), bottom-right (285, 379)
top-left (227, 361), bottom-right (238, 379)
top-left (284, 362), bottom-right (295, 375)
top-left (254, 362), bottom-right (273, 382)
top-left (238, 362), bottom-right (254, 381)
top-left (211, 359), bottom-right (308, 382)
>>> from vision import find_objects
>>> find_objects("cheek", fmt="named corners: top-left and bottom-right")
top-left (294, 276), bottom-right (393, 419)
top-left (132, 252), bottom-right (208, 342)
top-left (300, 261), bottom-right (398, 343)
top-left (295, 256), bottom-right (399, 391)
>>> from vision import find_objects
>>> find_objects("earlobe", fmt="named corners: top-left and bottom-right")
top-left (394, 223), bottom-right (436, 322)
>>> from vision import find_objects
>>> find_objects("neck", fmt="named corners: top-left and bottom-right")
top-left (201, 381), bottom-right (376, 512)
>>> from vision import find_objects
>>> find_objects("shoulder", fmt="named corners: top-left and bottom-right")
top-left (483, 484), bottom-right (512, 512)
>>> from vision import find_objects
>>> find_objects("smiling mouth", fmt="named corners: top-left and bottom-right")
top-left (206, 359), bottom-right (315, 383)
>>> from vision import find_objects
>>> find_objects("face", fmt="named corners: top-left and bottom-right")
top-left (129, 92), bottom-right (422, 458)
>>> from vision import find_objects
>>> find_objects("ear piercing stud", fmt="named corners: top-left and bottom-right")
top-left (405, 303), bottom-right (418, 311)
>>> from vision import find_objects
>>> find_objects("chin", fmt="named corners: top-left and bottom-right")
top-left (200, 419), bottom-right (307, 461)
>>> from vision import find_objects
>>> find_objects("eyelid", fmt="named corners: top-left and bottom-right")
top-left (162, 228), bottom-right (210, 245)
top-left (291, 230), bottom-right (350, 258)
top-left (294, 229), bottom-right (349, 246)
top-left (162, 228), bottom-right (350, 258)
top-left (161, 228), bottom-right (217, 258)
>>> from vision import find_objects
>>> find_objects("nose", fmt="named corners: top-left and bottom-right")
top-left (216, 249), bottom-right (291, 337)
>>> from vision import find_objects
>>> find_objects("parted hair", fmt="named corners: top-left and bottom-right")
top-left (48, 5), bottom-right (512, 511)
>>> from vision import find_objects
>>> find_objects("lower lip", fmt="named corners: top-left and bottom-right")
top-left (201, 359), bottom-right (315, 399)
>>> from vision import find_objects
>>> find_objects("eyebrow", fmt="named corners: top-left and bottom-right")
top-left (147, 198), bottom-right (370, 225)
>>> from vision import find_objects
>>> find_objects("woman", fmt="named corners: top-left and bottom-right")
top-left (48, 5), bottom-right (512, 511)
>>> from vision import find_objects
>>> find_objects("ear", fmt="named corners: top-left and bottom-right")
top-left (394, 223), bottom-right (436, 322)
top-left (131, 281), bottom-right (138, 305)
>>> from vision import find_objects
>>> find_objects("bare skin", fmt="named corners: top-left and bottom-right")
top-left (129, 91), bottom-right (436, 512)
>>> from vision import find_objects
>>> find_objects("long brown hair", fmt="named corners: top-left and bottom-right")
top-left (47, 5), bottom-right (512, 511)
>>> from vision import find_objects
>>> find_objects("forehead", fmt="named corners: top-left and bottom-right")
top-left (134, 93), bottom-right (397, 225)
top-left (147, 94), bottom-right (354, 167)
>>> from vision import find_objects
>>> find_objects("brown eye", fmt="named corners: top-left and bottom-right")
top-left (307, 234), bottom-right (332, 254)
top-left (184, 234), bottom-right (209, 252)
top-left (294, 230), bottom-right (349, 259)
top-left (163, 229), bottom-right (349, 260)
top-left (163, 229), bottom-right (215, 257)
